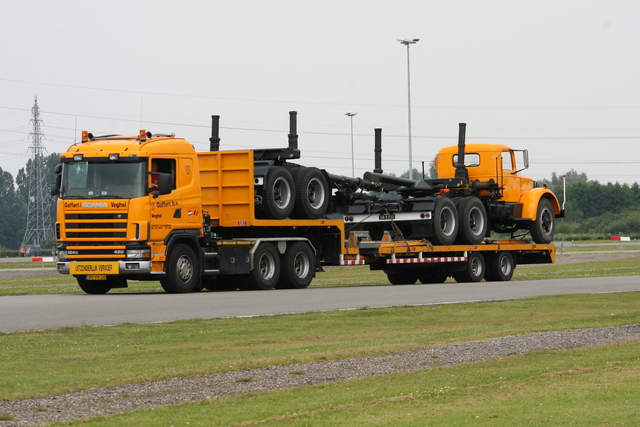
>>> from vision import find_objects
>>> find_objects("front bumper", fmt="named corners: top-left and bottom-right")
top-left (56, 261), bottom-right (153, 275)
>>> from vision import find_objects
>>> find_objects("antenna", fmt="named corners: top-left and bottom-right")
top-left (21, 96), bottom-right (54, 254)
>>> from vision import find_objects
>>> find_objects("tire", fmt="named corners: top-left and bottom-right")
top-left (244, 243), bottom-right (280, 290)
top-left (160, 244), bottom-right (199, 293)
top-left (277, 242), bottom-right (315, 289)
top-left (453, 252), bottom-right (485, 282)
top-left (417, 271), bottom-right (448, 284)
top-left (263, 166), bottom-right (295, 219)
top-left (486, 251), bottom-right (515, 282)
top-left (457, 197), bottom-right (488, 245)
top-left (293, 167), bottom-right (330, 219)
top-left (385, 271), bottom-right (418, 285)
top-left (530, 198), bottom-right (555, 244)
top-left (431, 197), bottom-right (458, 245)
top-left (75, 276), bottom-right (118, 294)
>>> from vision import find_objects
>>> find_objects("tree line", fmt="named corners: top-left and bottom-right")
top-left (0, 153), bottom-right (59, 255)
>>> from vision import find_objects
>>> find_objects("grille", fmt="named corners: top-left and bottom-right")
top-left (64, 212), bottom-right (129, 241)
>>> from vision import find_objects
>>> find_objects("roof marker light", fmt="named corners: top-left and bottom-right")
top-left (139, 130), bottom-right (147, 142)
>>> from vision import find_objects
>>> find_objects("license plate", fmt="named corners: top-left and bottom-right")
top-left (70, 262), bottom-right (119, 275)
top-left (379, 213), bottom-right (395, 220)
top-left (87, 275), bottom-right (107, 280)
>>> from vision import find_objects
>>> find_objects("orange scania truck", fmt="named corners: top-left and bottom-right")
top-left (52, 112), bottom-right (562, 294)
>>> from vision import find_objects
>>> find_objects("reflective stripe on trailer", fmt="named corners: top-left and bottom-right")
top-left (387, 251), bottom-right (468, 264)
top-left (339, 254), bottom-right (366, 265)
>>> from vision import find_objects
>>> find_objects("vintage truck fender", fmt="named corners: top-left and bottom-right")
top-left (519, 188), bottom-right (563, 221)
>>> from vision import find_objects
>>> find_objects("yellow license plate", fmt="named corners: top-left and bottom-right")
top-left (87, 275), bottom-right (107, 280)
top-left (70, 262), bottom-right (119, 275)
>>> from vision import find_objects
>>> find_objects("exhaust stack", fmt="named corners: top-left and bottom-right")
top-left (209, 115), bottom-right (220, 151)
top-left (373, 128), bottom-right (383, 174)
top-left (288, 111), bottom-right (298, 150)
top-left (455, 122), bottom-right (468, 181)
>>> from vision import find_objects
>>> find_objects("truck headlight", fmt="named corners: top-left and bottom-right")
top-left (126, 249), bottom-right (151, 259)
top-left (57, 250), bottom-right (68, 261)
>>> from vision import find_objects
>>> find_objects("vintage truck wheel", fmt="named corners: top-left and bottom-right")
top-left (485, 251), bottom-right (515, 281)
top-left (457, 197), bottom-right (488, 245)
top-left (244, 243), bottom-right (280, 290)
top-left (452, 252), bottom-right (485, 282)
top-left (431, 197), bottom-right (458, 245)
top-left (293, 167), bottom-right (330, 219)
top-left (530, 198), bottom-right (555, 244)
top-left (277, 242), bottom-right (315, 289)
top-left (263, 166), bottom-right (295, 219)
top-left (160, 244), bottom-right (199, 293)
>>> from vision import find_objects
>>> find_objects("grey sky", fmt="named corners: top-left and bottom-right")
top-left (1, 0), bottom-right (639, 184)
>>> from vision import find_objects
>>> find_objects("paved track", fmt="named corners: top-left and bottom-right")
top-left (1, 276), bottom-right (639, 333)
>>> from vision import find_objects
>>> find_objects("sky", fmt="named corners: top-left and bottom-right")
top-left (1, 0), bottom-right (639, 185)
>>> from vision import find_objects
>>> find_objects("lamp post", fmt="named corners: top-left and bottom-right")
top-left (398, 38), bottom-right (419, 179)
top-left (345, 112), bottom-right (357, 176)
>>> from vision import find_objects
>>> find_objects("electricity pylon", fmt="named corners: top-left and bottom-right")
top-left (21, 96), bottom-right (54, 254)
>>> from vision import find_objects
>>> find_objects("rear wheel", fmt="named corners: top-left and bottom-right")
top-left (278, 242), bottom-right (315, 289)
top-left (530, 198), bottom-right (555, 243)
top-left (293, 167), bottom-right (330, 219)
top-left (385, 271), bottom-right (418, 285)
top-left (457, 197), bottom-right (488, 244)
top-left (244, 243), bottom-right (280, 290)
top-left (263, 166), bottom-right (295, 219)
top-left (417, 270), bottom-right (448, 284)
top-left (431, 197), bottom-right (458, 245)
top-left (453, 252), bottom-right (485, 282)
top-left (160, 244), bottom-right (199, 293)
top-left (485, 251), bottom-right (515, 281)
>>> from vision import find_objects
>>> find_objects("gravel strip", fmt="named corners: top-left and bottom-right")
top-left (1, 323), bottom-right (639, 426)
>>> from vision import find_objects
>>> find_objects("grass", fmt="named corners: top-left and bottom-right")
top-left (66, 341), bottom-right (640, 426)
top-left (1, 293), bottom-right (638, 402)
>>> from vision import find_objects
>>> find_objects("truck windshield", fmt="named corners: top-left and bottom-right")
top-left (59, 161), bottom-right (147, 199)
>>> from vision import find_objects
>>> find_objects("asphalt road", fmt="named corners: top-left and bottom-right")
top-left (1, 276), bottom-right (639, 333)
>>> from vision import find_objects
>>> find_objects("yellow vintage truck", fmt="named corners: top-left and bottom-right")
top-left (52, 113), bottom-right (560, 294)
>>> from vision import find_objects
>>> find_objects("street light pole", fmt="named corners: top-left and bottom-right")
top-left (398, 38), bottom-right (419, 179)
top-left (345, 112), bottom-right (357, 176)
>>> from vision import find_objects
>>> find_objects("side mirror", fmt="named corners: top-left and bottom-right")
top-left (149, 172), bottom-right (173, 197)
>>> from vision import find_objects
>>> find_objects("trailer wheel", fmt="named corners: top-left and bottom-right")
top-left (431, 197), bottom-right (458, 245)
top-left (530, 198), bottom-right (555, 244)
top-left (385, 271), bottom-right (418, 285)
top-left (244, 243), bottom-right (280, 290)
top-left (418, 271), bottom-right (448, 284)
top-left (277, 242), bottom-right (315, 289)
top-left (75, 276), bottom-right (123, 294)
top-left (453, 252), bottom-right (485, 282)
top-left (160, 244), bottom-right (199, 293)
top-left (293, 167), bottom-right (330, 219)
top-left (263, 166), bottom-right (295, 219)
top-left (485, 251), bottom-right (515, 281)
top-left (457, 197), bottom-right (488, 245)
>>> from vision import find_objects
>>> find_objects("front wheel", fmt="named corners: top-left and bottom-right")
top-left (530, 198), bottom-right (555, 243)
top-left (160, 244), bottom-right (200, 293)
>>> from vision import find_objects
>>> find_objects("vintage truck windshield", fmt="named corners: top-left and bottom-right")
top-left (60, 161), bottom-right (147, 199)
